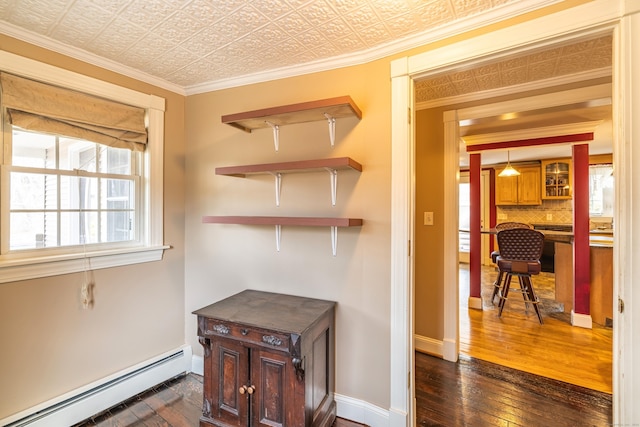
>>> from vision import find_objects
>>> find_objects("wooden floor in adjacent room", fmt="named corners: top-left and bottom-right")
top-left (459, 263), bottom-right (613, 394)
top-left (415, 351), bottom-right (612, 427)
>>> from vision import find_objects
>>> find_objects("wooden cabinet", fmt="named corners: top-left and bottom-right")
top-left (542, 159), bottom-right (572, 199)
top-left (495, 165), bottom-right (541, 205)
top-left (194, 290), bottom-right (336, 427)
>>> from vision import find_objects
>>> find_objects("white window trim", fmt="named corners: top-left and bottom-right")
top-left (0, 51), bottom-right (168, 283)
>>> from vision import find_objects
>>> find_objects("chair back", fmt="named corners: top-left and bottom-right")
top-left (496, 228), bottom-right (544, 261)
top-left (495, 221), bottom-right (531, 231)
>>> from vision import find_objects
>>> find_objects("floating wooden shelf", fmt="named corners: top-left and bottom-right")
top-left (202, 216), bottom-right (363, 227)
top-left (221, 96), bottom-right (362, 133)
top-left (202, 216), bottom-right (363, 256)
top-left (215, 157), bottom-right (362, 177)
top-left (216, 157), bottom-right (362, 207)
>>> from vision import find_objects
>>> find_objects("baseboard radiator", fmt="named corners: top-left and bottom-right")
top-left (2, 346), bottom-right (192, 427)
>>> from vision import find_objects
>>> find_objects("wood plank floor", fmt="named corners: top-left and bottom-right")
top-left (415, 352), bottom-right (612, 427)
top-left (459, 263), bottom-right (613, 394)
top-left (74, 354), bottom-right (611, 427)
top-left (73, 373), bottom-right (364, 426)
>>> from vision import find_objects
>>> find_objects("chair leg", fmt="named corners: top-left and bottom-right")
top-left (517, 275), bottom-right (532, 312)
top-left (491, 270), bottom-right (504, 304)
top-left (524, 276), bottom-right (544, 324)
top-left (498, 274), bottom-right (512, 317)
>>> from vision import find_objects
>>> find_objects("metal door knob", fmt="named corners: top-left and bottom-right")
top-left (247, 385), bottom-right (255, 395)
top-left (239, 385), bottom-right (247, 394)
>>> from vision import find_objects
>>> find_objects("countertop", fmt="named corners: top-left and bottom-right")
top-left (482, 228), bottom-right (613, 247)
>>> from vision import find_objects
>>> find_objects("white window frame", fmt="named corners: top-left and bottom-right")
top-left (0, 51), bottom-right (167, 283)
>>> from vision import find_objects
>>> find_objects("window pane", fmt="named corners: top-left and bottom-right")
top-left (100, 145), bottom-right (132, 175)
top-left (10, 172), bottom-right (58, 210)
top-left (102, 211), bottom-right (134, 242)
top-left (60, 212), bottom-right (99, 245)
top-left (589, 165), bottom-right (614, 217)
top-left (10, 212), bottom-right (57, 250)
top-left (101, 178), bottom-right (134, 209)
top-left (459, 182), bottom-right (471, 253)
top-left (60, 176), bottom-right (99, 210)
top-left (59, 138), bottom-right (96, 172)
top-left (11, 129), bottom-right (56, 168)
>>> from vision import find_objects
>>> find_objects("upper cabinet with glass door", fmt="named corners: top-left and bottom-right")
top-left (542, 159), bottom-right (572, 200)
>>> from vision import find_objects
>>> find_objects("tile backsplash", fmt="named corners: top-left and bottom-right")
top-left (497, 200), bottom-right (573, 225)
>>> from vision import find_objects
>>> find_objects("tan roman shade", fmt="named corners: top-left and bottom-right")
top-left (1, 72), bottom-right (147, 151)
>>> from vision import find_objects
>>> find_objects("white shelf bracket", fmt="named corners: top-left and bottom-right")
top-left (324, 113), bottom-right (336, 147)
top-left (270, 172), bottom-right (282, 206)
top-left (266, 121), bottom-right (280, 151)
top-left (331, 226), bottom-right (338, 257)
top-left (325, 167), bottom-right (338, 206)
top-left (275, 224), bottom-right (282, 252)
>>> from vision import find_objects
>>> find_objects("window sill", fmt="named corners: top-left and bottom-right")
top-left (0, 245), bottom-right (171, 284)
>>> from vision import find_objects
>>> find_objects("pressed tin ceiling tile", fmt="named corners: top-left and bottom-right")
top-left (0, 0), bottom-right (611, 95)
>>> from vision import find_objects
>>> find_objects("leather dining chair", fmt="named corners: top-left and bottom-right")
top-left (490, 222), bottom-right (532, 304)
top-left (495, 227), bottom-right (545, 324)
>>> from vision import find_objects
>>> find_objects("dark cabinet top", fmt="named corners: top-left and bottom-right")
top-left (193, 289), bottom-right (335, 334)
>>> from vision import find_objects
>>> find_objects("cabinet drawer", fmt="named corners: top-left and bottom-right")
top-left (202, 318), bottom-right (291, 353)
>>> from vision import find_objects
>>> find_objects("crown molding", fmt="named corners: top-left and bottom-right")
top-left (0, 22), bottom-right (186, 95)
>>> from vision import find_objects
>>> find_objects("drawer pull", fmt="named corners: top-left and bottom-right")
top-left (212, 324), bottom-right (230, 335)
top-left (262, 335), bottom-right (282, 346)
top-left (241, 329), bottom-right (249, 335)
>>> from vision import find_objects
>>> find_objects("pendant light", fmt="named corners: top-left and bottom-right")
top-left (498, 151), bottom-right (520, 177)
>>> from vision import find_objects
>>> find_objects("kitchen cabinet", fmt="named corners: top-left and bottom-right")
top-left (542, 159), bottom-right (572, 199)
top-left (495, 165), bottom-right (541, 205)
top-left (194, 290), bottom-right (336, 427)
top-left (554, 241), bottom-right (613, 326)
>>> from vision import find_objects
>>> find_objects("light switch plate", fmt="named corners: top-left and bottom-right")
top-left (424, 212), bottom-right (434, 225)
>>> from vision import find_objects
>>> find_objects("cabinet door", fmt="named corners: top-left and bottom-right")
top-left (542, 159), bottom-right (572, 199)
top-left (208, 338), bottom-right (250, 426)
top-left (495, 174), bottom-right (519, 205)
top-left (517, 166), bottom-right (541, 205)
top-left (250, 348), bottom-right (295, 427)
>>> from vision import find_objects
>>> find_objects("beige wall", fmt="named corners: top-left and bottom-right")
top-left (414, 108), bottom-right (446, 339)
top-left (184, 61), bottom-right (393, 408)
top-left (0, 35), bottom-right (186, 419)
top-left (0, 0), bottom-right (592, 419)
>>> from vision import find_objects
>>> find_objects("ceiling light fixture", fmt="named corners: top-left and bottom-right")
top-left (499, 151), bottom-right (520, 177)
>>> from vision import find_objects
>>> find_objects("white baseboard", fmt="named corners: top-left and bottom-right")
top-left (571, 310), bottom-right (593, 329)
top-left (468, 296), bottom-right (483, 310)
top-left (192, 354), bottom-right (204, 376)
top-left (414, 334), bottom-right (443, 357)
top-left (2, 345), bottom-right (192, 427)
top-left (335, 393), bottom-right (389, 427)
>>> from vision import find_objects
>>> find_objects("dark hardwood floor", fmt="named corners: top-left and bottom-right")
top-left (74, 352), bottom-right (612, 427)
top-left (415, 352), bottom-right (612, 427)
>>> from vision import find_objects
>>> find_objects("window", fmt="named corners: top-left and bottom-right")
top-left (7, 129), bottom-right (139, 251)
top-left (589, 164), bottom-right (614, 218)
top-left (0, 51), bottom-right (166, 283)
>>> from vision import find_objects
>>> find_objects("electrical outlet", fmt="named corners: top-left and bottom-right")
top-left (546, 213), bottom-right (553, 220)
top-left (424, 212), bottom-right (434, 226)
top-left (498, 213), bottom-right (507, 220)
